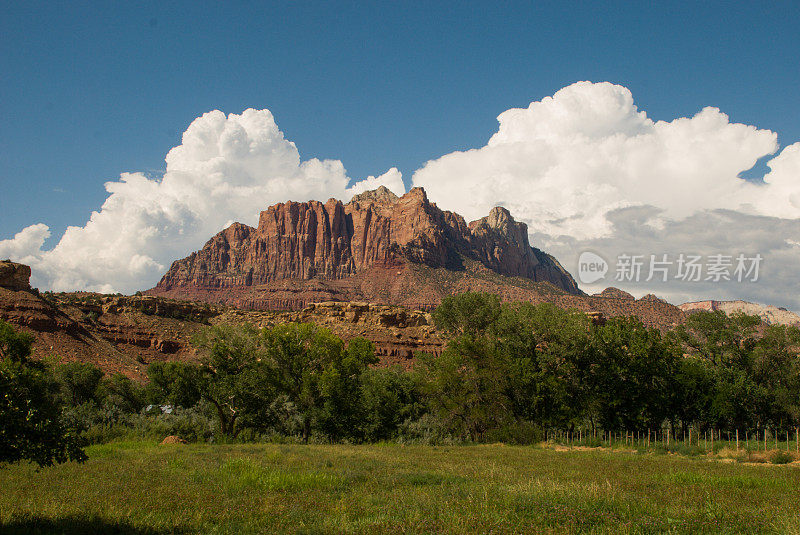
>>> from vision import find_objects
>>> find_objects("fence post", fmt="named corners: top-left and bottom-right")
top-left (736, 429), bottom-right (739, 452)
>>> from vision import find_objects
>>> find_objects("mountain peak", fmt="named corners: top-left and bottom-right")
top-left (487, 206), bottom-right (513, 229)
top-left (350, 185), bottom-right (400, 205)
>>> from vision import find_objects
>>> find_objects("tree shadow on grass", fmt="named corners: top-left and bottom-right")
top-left (0, 514), bottom-right (190, 535)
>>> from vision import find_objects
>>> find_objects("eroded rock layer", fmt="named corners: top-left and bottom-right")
top-left (150, 187), bottom-right (580, 308)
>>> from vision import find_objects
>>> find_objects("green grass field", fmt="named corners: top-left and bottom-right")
top-left (2, 442), bottom-right (799, 534)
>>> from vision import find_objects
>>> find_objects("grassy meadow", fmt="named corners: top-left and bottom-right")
top-left (2, 442), bottom-right (800, 534)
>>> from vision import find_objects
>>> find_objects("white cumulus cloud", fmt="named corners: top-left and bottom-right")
top-left (0, 108), bottom-right (405, 293)
top-left (411, 81), bottom-right (800, 309)
top-left (412, 81), bottom-right (794, 239)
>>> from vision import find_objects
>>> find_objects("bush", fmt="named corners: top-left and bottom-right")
top-left (80, 405), bottom-right (216, 444)
top-left (482, 421), bottom-right (542, 444)
top-left (396, 413), bottom-right (461, 445)
top-left (131, 405), bottom-right (215, 442)
top-left (770, 451), bottom-right (793, 465)
top-left (0, 320), bottom-right (86, 466)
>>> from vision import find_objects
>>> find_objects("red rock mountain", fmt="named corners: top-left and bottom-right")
top-left (150, 187), bottom-right (581, 309)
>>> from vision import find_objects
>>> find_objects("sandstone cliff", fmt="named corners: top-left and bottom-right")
top-left (151, 187), bottom-right (580, 309)
top-left (0, 260), bottom-right (32, 291)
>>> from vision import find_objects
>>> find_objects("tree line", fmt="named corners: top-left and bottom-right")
top-left (2, 292), bottom-right (799, 466)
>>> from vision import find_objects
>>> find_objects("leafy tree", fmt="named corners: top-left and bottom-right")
top-left (676, 311), bottom-right (789, 433)
top-left (423, 295), bottom-right (519, 440)
top-left (359, 366), bottom-right (424, 441)
top-left (587, 317), bottom-right (680, 432)
top-left (750, 324), bottom-right (800, 428)
top-left (708, 365), bottom-right (764, 431)
top-left (0, 319), bottom-right (86, 467)
top-left (425, 299), bottom-right (594, 440)
top-left (0, 320), bottom-right (35, 360)
top-left (261, 324), bottom-right (377, 442)
top-left (678, 311), bottom-right (759, 367)
top-left (668, 356), bottom-right (714, 434)
top-left (100, 373), bottom-right (147, 414)
top-left (53, 362), bottom-right (104, 406)
top-left (432, 292), bottom-right (501, 337)
top-left (498, 303), bottom-right (591, 432)
top-left (421, 335), bottom-right (511, 441)
top-left (146, 361), bottom-right (203, 408)
top-left (194, 324), bottom-right (271, 438)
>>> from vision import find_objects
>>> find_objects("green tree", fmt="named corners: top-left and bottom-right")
top-left (359, 366), bottom-right (424, 441)
top-left (678, 311), bottom-right (759, 367)
top-left (194, 324), bottom-right (271, 438)
top-left (100, 373), bottom-right (147, 414)
top-left (498, 303), bottom-right (591, 433)
top-left (421, 335), bottom-right (511, 441)
top-left (53, 362), bottom-right (104, 406)
top-left (146, 361), bottom-right (203, 408)
top-left (708, 365), bottom-right (764, 431)
top-left (432, 292), bottom-right (501, 337)
top-left (587, 317), bottom-right (680, 432)
top-left (668, 356), bottom-right (714, 435)
top-left (750, 324), bottom-right (800, 429)
top-left (0, 320), bottom-right (86, 467)
top-left (261, 324), bottom-right (377, 442)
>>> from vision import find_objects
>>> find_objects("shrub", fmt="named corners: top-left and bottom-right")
top-left (770, 451), bottom-right (793, 465)
top-left (481, 421), bottom-right (542, 444)
top-left (0, 320), bottom-right (86, 466)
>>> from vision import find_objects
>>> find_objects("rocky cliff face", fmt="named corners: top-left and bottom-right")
top-left (152, 187), bottom-right (580, 308)
top-left (0, 261), bottom-right (31, 291)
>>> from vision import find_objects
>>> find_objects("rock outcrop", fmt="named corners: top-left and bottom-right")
top-left (0, 261), bottom-right (31, 291)
top-left (592, 287), bottom-right (635, 300)
top-left (151, 187), bottom-right (580, 309)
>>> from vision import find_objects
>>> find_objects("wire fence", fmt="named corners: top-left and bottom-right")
top-left (542, 427), bottom-right (800, 455)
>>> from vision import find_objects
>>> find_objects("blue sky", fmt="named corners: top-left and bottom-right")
top-left (2, 1), bottom-right (798, 243)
